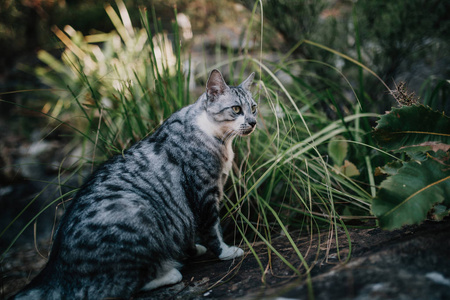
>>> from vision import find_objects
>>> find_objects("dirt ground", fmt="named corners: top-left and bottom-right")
top-left (2, 219), bottom-right (450, 299)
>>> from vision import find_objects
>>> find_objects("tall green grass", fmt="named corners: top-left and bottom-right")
top-left (1, 1), bottom-right (395, 298)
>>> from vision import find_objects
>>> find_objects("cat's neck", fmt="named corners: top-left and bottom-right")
top-left (195, 110), bottom-right (234, 172)
top-left (195, 110), bottom-right (235, 146)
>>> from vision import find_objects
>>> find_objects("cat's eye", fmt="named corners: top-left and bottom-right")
top-left (232, 106), bottom-right (242, 114)
top-left (251, 105), bottom-right (257, 113)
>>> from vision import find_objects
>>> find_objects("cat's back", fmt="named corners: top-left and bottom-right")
top-left (72, 102), bottom-right (200, 201)
top-left (52, 100), bottom-right (218, 256)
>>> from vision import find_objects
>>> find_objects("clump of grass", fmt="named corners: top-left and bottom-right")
top-left (34, 2), bottom-right (189, 160)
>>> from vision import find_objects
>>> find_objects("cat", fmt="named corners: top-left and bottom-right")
top-left (12, 69), bottom-right (257, 299)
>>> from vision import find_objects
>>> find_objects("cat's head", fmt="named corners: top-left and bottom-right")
top-left (200, 69), bottom-right (257, 141)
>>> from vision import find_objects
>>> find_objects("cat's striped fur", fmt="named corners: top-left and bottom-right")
top-left (12, 69), bottom-right (257, 299)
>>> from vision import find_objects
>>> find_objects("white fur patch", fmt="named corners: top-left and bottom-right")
top-left (425, 272), bottom-right (450, 286)
top-left (196, 111), bottom-right (222, 139)
top-left (223, 140), bottom-right (234, 176)
top-left (141, 268), bottom-right (182, 291)
top-left (214, 223), bottom-right (244, 260)
top-left (196, 111), bottom-right (235, 176)
top-left (195, 244), bottom-right (207, 256)
top-left (218, 245), bottom-right (244, 260)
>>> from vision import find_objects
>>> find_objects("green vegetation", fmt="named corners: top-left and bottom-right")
top-left (372, 102), bottom-right (450, 229)
top-left (1, 1), bottom-right (449, 296)
top-left (34, 5), bottom-right (190, 158)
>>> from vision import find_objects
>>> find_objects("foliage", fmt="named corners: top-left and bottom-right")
top-left (373, 105), bottom-right (450, 152)
top-left (356, 0), bottom-right (450, 78)
top-left (241, 0), bottom-right (326, 53)
top-left (372, 94), bottom-right (450, 229)
top-left (0, 0), bottom-right (193, 68)
top-left (372, 151), bottom-right (450, 230)
top-left (328, 136), bottom-right (360, 177)
top-left (239, 0), bottom-right (450, 121)
top-left (35, 3), bottom-right (189, 158)
top-left (420, 79), bottom-right (450, 116)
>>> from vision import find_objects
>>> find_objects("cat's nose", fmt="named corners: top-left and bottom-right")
top-left (248, 120), bottom-right (257, 128)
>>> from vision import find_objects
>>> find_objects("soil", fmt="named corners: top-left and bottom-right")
top-left (2, 219), bottom-right (450, 299)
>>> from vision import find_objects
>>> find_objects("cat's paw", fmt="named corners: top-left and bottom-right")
top-left (195, 244), bottom-right (207, 256)
top-left (141, 268), bottom-right (182, 291)
top-left (218, 245), bottom-right (244, 260)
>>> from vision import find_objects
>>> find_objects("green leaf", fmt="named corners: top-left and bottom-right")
top-left (373, 105), bottom-right (450, 152)
top-left (339, 160), bottom-right (360, 177)
top-left (328, 135), bottom-right (348, 166)
top-left (374, 160), bottom-right (403, 176)
top-left (372, 151), bottom-right (450, 230)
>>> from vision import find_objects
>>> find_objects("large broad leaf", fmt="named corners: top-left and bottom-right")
top-left (372, 151), bottom-right (450, 230)
top-left (373, 105), bottom-right (450, 152)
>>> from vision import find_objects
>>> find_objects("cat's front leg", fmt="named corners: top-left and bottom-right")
top-left (219, 244), bottom-right (244, 260)
top-left (206, 222), bottom-right (244, 260)
top-left (196, 188), bottom-right (244, 260)
top-left (185, 242), bottom-right (207, 257)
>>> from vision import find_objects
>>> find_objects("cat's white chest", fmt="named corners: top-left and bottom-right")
top-left (196, 111), bottom-right (234, 175)
top-left (223, 141), bottom-right (234, 176)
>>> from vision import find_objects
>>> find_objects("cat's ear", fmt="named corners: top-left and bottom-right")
top-left (206, 69), bottom-right (229, 99)
top-left (239, 72), bottom-right (255, 91)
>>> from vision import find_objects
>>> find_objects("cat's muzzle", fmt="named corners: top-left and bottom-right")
top-left (239, 125), bottom-right (256, 136)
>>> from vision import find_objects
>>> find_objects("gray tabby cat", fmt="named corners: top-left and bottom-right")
top-left (12, 69), bottom-right (257, 299)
